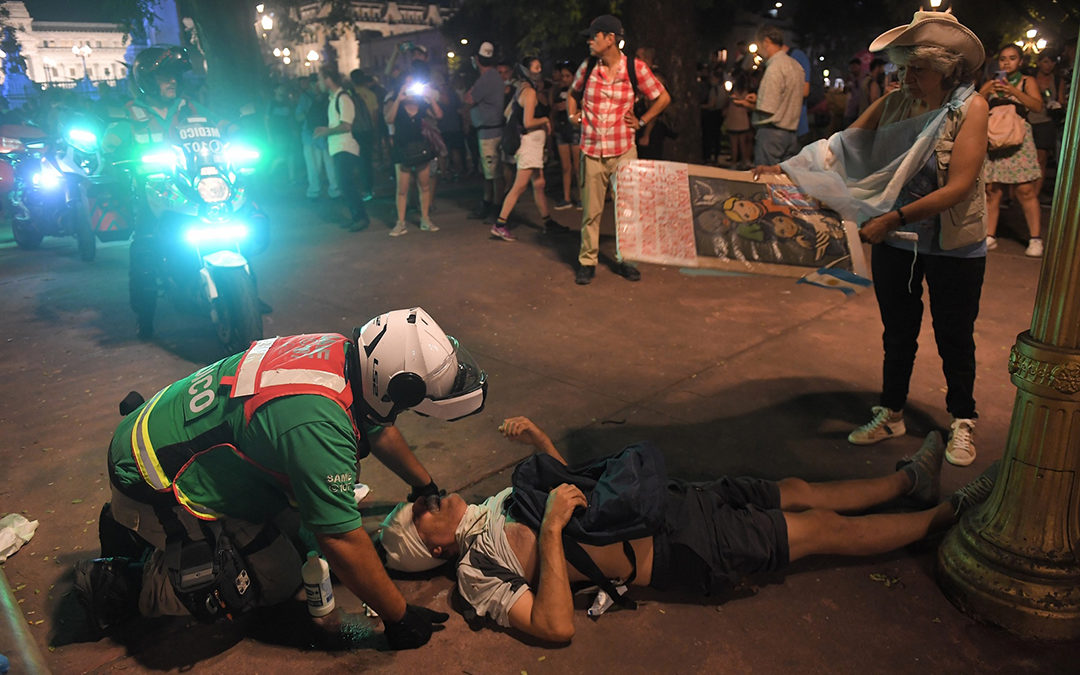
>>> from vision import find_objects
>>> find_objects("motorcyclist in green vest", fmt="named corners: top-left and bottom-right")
top-left (104, 46), bottom-right (207, 339)
top-left (73, 308), bottom-right (487, 650)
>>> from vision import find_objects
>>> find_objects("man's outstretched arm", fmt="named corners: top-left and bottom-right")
top-left (500, 416), bottom-right (566, 465)
top-left (506, 484), bottom-right (586, 642)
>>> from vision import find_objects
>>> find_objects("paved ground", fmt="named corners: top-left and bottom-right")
top-left (1, 172), bottom-right (1077, 674)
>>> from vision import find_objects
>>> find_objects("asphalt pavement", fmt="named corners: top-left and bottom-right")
top-left (1, 172), bottom-right (1076, 674)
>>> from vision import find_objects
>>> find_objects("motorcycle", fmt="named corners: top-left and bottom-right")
top-left (127, 113), bottom-right (268, 353)
top-left (0, 119), bottom-right (109, 261)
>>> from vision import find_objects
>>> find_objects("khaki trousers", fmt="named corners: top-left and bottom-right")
top-left (578, 147), bottom-right (637, 267)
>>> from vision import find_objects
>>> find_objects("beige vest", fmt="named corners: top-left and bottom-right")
top-left (878, 89), bottom-right (986, 250)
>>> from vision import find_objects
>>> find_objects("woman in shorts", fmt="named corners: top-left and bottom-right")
top-left (552, 61), bottom-right (582, 210)
top-left (491, 57), bottom-right (563, 241)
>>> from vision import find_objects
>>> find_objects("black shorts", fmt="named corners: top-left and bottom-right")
top-left (650, 477), bottom-right (788, 595)
top-left (1030, 121), bottom-right (1055, 152)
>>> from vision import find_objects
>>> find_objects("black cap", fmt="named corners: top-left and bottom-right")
top-left (581, 14), bottom-right (624, 37)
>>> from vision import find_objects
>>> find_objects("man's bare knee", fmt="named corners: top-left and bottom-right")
top-left (785, 508), bottom-right (847, 561)
top-left (778, 477), bottom-right (812, 511)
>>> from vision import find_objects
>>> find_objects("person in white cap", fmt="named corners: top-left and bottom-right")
top-left (378, 416), bottom-right (999, 643)
top-left (755, 10), bottom-right (990, 469)
top-left (466, 41), bottom-right (507, 223)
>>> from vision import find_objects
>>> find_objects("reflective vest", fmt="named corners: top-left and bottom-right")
top-left (220, 333), bottom-right (358, 433)
top-left (127, 334), bottom-right (359, 518)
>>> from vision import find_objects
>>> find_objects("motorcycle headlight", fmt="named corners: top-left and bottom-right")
top-left (32, 167), bottom-right (62, 190)
top-left (197, 176), bottom-right (231, 203)
top-left (224, 144), bottom-right (260, 167)
top-left (66, 128), bottom-right (98, 154)
top-left (183, 222), bottom-right (249, 246)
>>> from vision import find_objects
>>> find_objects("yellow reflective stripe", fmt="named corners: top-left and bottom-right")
top-left (130, 387), bottom-right (171, 491)
top-left (173, 484), bottom-right (223, 521)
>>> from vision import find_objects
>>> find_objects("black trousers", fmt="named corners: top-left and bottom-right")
top-left (332, 151), bottom-right (369, 223)
top-left (871, 243), bottom-right (985, 419)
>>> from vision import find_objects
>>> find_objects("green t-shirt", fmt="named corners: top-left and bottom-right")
top-left (109, 351), bottom-right (380, 535)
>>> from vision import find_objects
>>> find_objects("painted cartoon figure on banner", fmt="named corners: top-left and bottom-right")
top-left (691, 177), bottom-right (847, 267)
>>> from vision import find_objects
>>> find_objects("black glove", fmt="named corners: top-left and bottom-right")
top-left (384, 604), bottom-right (449, 650)
top-left (407, 481), bottom-right (445, 503)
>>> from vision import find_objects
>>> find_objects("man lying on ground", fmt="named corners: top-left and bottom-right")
top-left (377, 417), bottom-right (999, 643)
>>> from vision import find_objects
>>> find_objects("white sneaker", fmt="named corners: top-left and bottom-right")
top-left (848, 406), bottom-right (906, 445)
top-left (1025, 238), bottom-right (1043, 257)
top-left (419, 218), bottom-right (439, 232)
top-left (945, 417), bottom-right (977, 466)
top-left (985, 235), bottom-right (997, 250)
top-left (389, 221), bottom-right (408, 237)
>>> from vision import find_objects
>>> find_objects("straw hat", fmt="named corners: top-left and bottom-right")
top-left (869, 10), bottom-right (985, 72)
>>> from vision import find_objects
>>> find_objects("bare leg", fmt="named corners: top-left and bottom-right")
top-left (498, 168), bottom-right (533, 220)
top-left (531, 171), bottom-right (550, 219)
top-left (1014, 181), bottom-right (1041, 238)
top-left (417, 164), bottom-right (434, 220)
top-left (395, 167), bottom-right (412, 223)
top-left (778, 471), bottom-right (911, 514)
top-left (558, 144), bottom-right (572, 202)
top-left (785, 502), bottom-right (953, 562)
top-left (985, 183), bottom-right (1003, 237)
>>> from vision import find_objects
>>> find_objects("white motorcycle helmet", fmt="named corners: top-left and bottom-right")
top-left (354, 307), bottom-right (487, 425)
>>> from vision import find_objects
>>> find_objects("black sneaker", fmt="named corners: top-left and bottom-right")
top-left (615, 262), bottom-right (641, 282)
top-left (895, 431), bottom-right (945, 507)
top-left (543, 218), bottom-right (570, 234)
top-left (468, 201), bottom-right (492, 220)
top-left (348, 219), bottom-right (370, 232)
top-left (72, 557), bottom-right (141, 633)
top-left (575, 265), bottom-right (596, 285)
top-left (950, 460), bottom-right (1002, 519)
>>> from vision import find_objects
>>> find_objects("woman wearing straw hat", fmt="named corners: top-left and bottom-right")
top-left (755, 11), bottom-right (989, 467)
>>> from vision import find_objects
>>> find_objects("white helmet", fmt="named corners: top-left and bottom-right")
top-left (353, 307), bottom-right (487, 425)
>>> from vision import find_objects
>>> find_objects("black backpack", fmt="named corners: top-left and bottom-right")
top-left (500, 93), bottom-right (526, 157)
top-left (571, 53), bottom-right (641, 104)
top-left (335, 89), bottom-right (374, 142)
top-left (507, 442), bottom-right (668, 609)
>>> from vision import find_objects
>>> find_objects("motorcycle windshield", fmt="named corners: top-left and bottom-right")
top-left (172, 119), bottom-right (225, 174)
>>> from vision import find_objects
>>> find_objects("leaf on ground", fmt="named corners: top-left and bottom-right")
top-left (71, 498), bottom-right (83, 504)
top-left (869, 573), bottom-right (903, 589)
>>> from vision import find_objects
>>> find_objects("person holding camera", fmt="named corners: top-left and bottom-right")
top-left (980, 43), bottom-right (1044, 257)
top-left (385, 71), bottom-right (443, 236)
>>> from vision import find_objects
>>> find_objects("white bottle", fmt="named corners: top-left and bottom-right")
top-left (302, 551), bottom-right (335, 617)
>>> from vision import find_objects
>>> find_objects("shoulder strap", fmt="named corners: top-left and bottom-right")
top-left (627, 55), bottom-right (639, 99)
top-left (572, 56), bottom-right (599, 102)
top-left (562, 536), bottom-right (637, 609)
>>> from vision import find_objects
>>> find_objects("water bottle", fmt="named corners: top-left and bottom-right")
top-left (302, 551), bottom-right (335, 617)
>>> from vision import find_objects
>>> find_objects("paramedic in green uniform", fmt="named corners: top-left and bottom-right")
top-left (74, 308), bottom-right (487, 651)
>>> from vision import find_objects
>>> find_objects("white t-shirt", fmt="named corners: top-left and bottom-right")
top-left (456, 488), bottom-right (530, 628)
top-left (327, 88), bottom-right (360, 156)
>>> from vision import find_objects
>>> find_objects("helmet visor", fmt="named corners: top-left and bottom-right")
top-left (412, 336), bottom-right (487, 421)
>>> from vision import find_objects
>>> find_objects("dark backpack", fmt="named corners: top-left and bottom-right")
top-left (335, 89), bottom-right (374, 143)
top-left (507, 442), bottom-right (668, 609)
top-left (499, 94), bottom-right (525, 156)
top-left (571, 54), bottom-right (641, 104)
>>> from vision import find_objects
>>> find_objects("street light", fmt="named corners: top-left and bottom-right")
top-left (460, 38), bottom-right (468, 45)
top-left (256, 3), bottom-right (264, 12)
top-left (72, 43), bottom-right (92, 80)
top-left (307, 50), bottom-right (319, 62)
top-left (447, 51), bottom-right (455, 58)
top-left (929, 0), bottom-right (942, 8)
top-left (283, 56), bottom-right (291, 65)
top-left (261, 15), bottom-right (273, 31)
top-left (273, 47), bottom-right (281, 57)
top-left (282, 48), bottom-right (290, 56)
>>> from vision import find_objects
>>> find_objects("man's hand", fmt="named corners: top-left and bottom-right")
top-left (500, 416), bottom-right (546, 446)
top-left (858, 212), bottom-right (898, 244)
top-left (383, 604), bottom-right (450, 650)
top-left (312, 126), bottom-right (329, 139)
top-left (623, 109), bottom-right (639, 131)
top-left (407, 480), bottom-right (444, 512)
top-left (542, 484), bottom-right (587, 532)
top-left (743, 92), bottom-right (758, 105)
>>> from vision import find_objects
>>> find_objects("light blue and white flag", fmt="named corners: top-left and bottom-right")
top-left (798, 267), bottom-right (873, 296)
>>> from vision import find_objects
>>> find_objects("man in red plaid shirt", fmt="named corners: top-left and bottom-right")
top-left (567, 15), bottom-right (670, 285)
